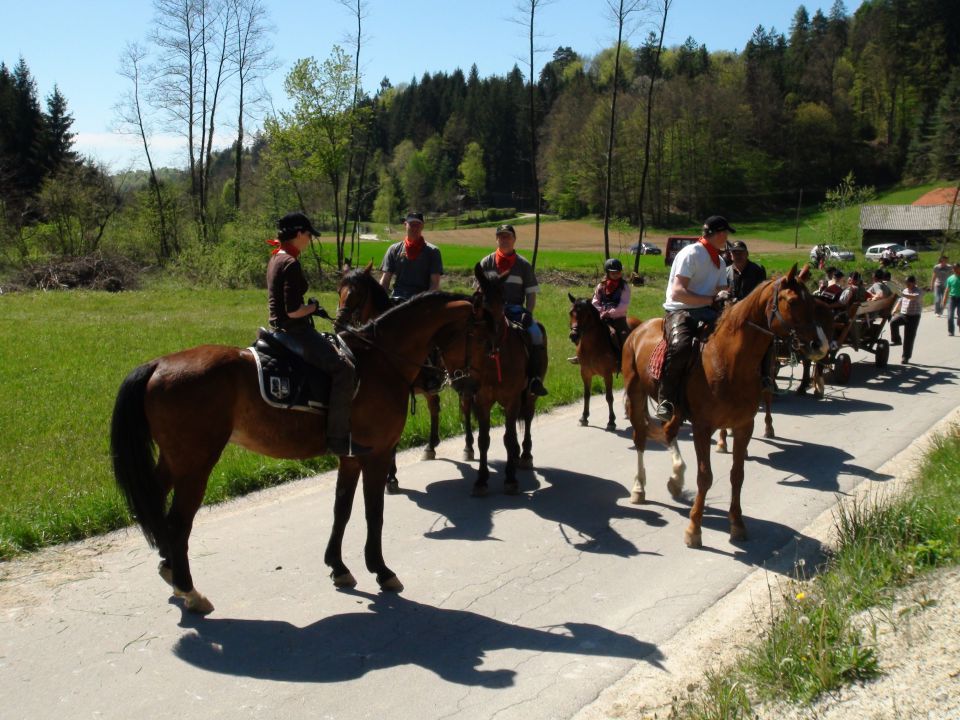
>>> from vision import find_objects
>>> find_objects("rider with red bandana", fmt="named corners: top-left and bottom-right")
top-left (592, 258), bottom-right (632, 348)
top-left (655, 215), bottom-right (732, 422)
top-left (379, 211), bottom-right (443, 300)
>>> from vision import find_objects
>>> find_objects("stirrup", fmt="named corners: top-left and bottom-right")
top-left (567, 356), bottom-right (580, 365)
top-left (654, 400), bottom-right (674, 422)
top-left (528, 377), bottom-right (549, 397)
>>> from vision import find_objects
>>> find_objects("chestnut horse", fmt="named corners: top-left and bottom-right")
top-left (622, 265), bottom-right (828, 547)
top-left (111, 290), bottom-right (490, 614)
top-left (566, 294), bottom-right (642, 429)
top-left (335, 263), bottom-right (443, 493)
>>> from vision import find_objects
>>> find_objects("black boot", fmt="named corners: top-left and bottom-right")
top-left (528, 344), bottom-right (549, 397)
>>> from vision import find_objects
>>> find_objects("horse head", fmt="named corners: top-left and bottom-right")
top-left (567, 293), bottom-right (599, 345)
top-left (335, 261), bottom-right (388, 328)
top-left (766, 263), bottom-right (829, 361)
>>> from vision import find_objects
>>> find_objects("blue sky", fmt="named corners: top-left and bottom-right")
top-left (1, 0), bottom-right (863, 170)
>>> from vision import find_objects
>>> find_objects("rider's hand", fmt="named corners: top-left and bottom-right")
top-left (715, 290), bottom-right (731, 304)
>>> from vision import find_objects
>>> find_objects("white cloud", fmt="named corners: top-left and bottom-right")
top-left (74, 130), bottom-right (238, 173)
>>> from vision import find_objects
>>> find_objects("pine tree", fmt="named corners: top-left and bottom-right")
top-left (44, 85), bottom-right (77, 171)
top-left (931, 69), bottom-right (960, 179)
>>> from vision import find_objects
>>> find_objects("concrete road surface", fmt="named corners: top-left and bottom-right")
top-left (2, 312), bottom-right (958, 720)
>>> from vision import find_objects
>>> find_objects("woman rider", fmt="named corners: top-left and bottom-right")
top-left (591, 258), bottom-right (632, 349)
top-left (267, 211), bottom-right (371, 457)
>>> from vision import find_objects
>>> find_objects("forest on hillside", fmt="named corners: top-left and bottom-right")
top-left (1, 0), bottom-right (958, 281)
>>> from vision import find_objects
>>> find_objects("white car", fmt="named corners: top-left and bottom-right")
top-left (864, 243), bottom-right (918, 263)
top-left (809, 244), bottom-right (855, 262)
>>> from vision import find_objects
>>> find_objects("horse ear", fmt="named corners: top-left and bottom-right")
top-left (364, 260), bottom-right (374, 274)
top-left (474, 262), bottom-right (486, 287)
top-left (798, 263), bottom-right (811, 282)
top-left (568, 292), bottom-right (576, 304)
top-left (786, 263), bottom-right (798, 283)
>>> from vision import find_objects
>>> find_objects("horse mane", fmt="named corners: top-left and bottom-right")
top-left (716, 278), bottom-right (777, 334)
top-left (342, 268), bottom-right (392, 314)
top-left (355, 290), bottom-right (472, 335)
top-left (574, 297), bottom-right (601, 322)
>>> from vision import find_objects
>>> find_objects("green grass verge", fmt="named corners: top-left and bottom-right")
top-left (669, 427), bottom-right (960, 719)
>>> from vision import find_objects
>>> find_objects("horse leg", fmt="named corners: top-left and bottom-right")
top-left (813, 363), bottom-right (825, 397)
top-left (625, 388), bottom-right (648, 504)
top-left (666, 438), bottom-right (686, 499)
top-left (422, 393), bottom-right (440, 461)
top-left (385, 445), bottom-right (400, 495)
top-left (685, 425), bottom-right (713, 548)
top-left (157, 452), bottom-right (217, 614)
top-left (797, 359), bottom-right (811, 395)
top-left (471, 403), bottom-right (492, 497)
top-left (729, 422), bottom-right (753, 541)
top-left (603, 371), bottom-right (616, 431)
top-left (716, 428), bottom-right (729, 453)
top-left (503, 409), bottom-right (522, 495)
top-left (324, 458), bottom-right (362, 587)
top-left (519, 392), bottom-right (534, 469)
top-left (762, 390), bottom-right (775, 439)
top-left (579, 369), bottom-right (591, 426)
top-left (461, 393), bottom-right (476, 461)
top-left (361, 452), bottom-right (404, 591)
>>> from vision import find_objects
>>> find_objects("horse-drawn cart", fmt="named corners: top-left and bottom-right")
top-left (821, 294), bottom-right (897, 384)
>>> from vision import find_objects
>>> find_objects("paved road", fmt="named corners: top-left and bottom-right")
top-left (2, 312), bottom-right (958, 720)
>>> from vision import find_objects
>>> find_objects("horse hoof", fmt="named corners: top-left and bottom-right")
top-left (667, 478), bottom-right (684, 499)
top-left (385, 479), bottom-right (400, 495)
top-left (421, 448), bottom-right (437, 461)
top-left (331, 570), bottom-right (358, 588)
top-left (176, 588), bottom-right (214, 615)
top-left (518, 455), bottom-right (533, 470)
top-left (716, 442), bottom-right (728, 454)
top-left (763, 428), bottom-right (775, 439)
top-left (379, 575), bottom-right (404, 592)
top-left (578, 417), bottom-right (589, 426)
top-left (684, 529), bottom-right (703, 548)
top-left (471, 485), bottom-right (488, 498)
top-left (463, 449), bottom-right (475, 461)
top-left (730, 525), bottom-right (748, 542)
top-left (504, 482), bottom-right (519, 495)
top-left (630, 490), bottom-right (646, 504)
top-left (606, 422), bottom-right (616, 431)
top-left (158, 562), bottom-right (174, 587)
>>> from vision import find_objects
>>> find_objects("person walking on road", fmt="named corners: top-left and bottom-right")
top-left (931, 255), bottom-right (951, 317)
top-left (889, 275), bottom-right (922, 364)
top-left (946, 263), bottom-right (960, 337)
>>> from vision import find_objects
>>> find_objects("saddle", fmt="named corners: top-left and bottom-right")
top-left (648, 322), bottom-right (714, 383)
top-left (249, 328), bottom-right (349, 414)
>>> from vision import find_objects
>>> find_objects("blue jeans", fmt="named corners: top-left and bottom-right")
top-left (948, 295), bottom-right (960, 335)
top-left (505, 304), bottom-right (544, 345)
top-left (934, 285), bottom-right (945, 314)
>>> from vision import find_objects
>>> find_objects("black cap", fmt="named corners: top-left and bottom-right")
top-left (833, 270), bottom-right (845, 278)
top-left (404, 211), bottom-right (425, 224)
top-left (277, 211), bottom-right (319, 240)
top-left (703, 215), bottom-right (736, 235)
top-left (730, 240), bottom-right (748, 252)
top-left (495, 223), bottom-right (516, 237)
top-left (604, 258), bottom-right (623, 272)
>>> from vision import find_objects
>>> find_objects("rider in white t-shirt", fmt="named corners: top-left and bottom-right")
top-left (655, 215), bottom-right (732, 421)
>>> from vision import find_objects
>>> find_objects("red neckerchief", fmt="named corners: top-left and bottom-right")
top-left (495, 249), bottom-right (518, 274)
top-left (698, 236), bottom-right (721, 268)
top-left (604, 277), bottom-right (622, 296)
top-left (404, 236), bottom-right (425, 261)
top-left (266, 239), bottom-right (301, 258)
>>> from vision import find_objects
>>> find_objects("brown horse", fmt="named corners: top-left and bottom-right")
top-left (455, 269), bottom-right (544, 496)
top-left (621, 265), bottom-right (829, 548)
top-left (335, 263), bottom-right (443, 493)
top-left (566, 293), bottom-right (642, 430)
top-left (111, 290), bottom-right (491, 614)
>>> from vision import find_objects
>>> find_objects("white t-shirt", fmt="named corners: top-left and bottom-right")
top-left (663, 241), bottom-right (728, 311)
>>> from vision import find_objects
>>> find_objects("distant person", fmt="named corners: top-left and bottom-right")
top-left (592, 258), bottom-right (632, 348)
top-left (947, 264), bottom-right (960, 337)
top-left (726, 240), bottom-right (766, 301)
top-left (931, 255), bottom-right (951, 317)
top-left (866, 269), bottom-right (892, 300)
top-left (816, 269), bottom-right (844, 304)
top-left (379, 211), bottom-right (443, 300)
top-left (655, 215), bottom-right (731, 422)
top-left (479, 224), bottom-right (549, 396)
top-left (267, 212), bottom-right (371, 457)
top-left (889, 275), bottom-right (922, 364)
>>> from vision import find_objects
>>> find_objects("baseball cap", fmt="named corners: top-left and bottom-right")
top-left (729, 240), bottom-right (748, 252)
top-left (404, 211), bottom-right (425, 224)
top-left (703, 215), bottom-right (736, 234)
top-left (277, 211), bottom-right (319, 239)
top-left (495, 223), bottom-right (516, 237)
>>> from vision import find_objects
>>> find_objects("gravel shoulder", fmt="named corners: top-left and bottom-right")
top-left (574, 407), bottom-right (960, 720)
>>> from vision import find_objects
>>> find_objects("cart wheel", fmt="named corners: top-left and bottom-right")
top-left (835, 353), bottom-right (852, 385)
top-left (875, 339), bottom-right (889, 368)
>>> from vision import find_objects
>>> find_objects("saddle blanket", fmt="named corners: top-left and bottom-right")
top-left (648, 339), bottom-right (667, 382)
top-left (249, 330), bottom-right (337, 414)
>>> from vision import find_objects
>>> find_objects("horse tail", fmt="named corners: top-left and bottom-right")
top-left (111, 361), bottom-right (166, 549)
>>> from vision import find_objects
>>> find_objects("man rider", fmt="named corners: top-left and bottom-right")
top-left (379, 211), bottom-right (443, 300)
top-left (479, 224), bottom-right (549, 397)
top-left (655, 215), bottom-right (732, 422)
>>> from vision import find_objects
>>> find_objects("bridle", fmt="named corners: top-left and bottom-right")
top-left (448, 291), bottom-right (507, 389)
top-left (747, 276), bottom-right (820, 355)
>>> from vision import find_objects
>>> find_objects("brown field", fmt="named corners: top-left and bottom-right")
top-left (416, 220), bottom-right (802, 256)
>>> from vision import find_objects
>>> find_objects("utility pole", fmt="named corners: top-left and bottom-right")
top-left (794, 187), bottom-right (803, 249)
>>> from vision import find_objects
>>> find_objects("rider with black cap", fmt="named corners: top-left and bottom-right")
top-left (592, 258), bottom-right (632, 348)
top-left (655, 215), bottom-right (733, 422)
top-left (267, 211), bottom-right (371, 457)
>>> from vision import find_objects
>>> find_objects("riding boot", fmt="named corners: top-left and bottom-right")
top-left (527, 344), bottom-right (549, 397)
top-left (325, 365), bottom-right (372, 457)
top-left (655, 361), bottom-right (682, 421)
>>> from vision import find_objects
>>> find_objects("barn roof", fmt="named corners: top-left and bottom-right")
top-left (860, 204), bottom-right (960, 231)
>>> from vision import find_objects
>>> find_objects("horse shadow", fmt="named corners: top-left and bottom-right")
top-left (750, 436), bottom-right (893, 493)
top-left (401, 461), bottom-right (667, 558)
top-left (172, 590), bottom-right (663, 684)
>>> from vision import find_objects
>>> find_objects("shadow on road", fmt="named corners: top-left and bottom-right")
top-left (762, 392), bottom-right (893, 418)
top-left (401, 462), bottom-right (666, 558)
top-left (172, 590), bottom-right (664, 683)
top-left (751, 436), bottom-right (893, 493)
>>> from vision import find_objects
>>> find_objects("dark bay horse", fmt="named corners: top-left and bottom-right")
top-left (621, 265), bottom-right (829, 548)
top-left (111, 291), bottom-right (487, 614)
top-left (335, 263), bottom-right (443, 493)
top-left (566, 294), bottom-right (642, 430)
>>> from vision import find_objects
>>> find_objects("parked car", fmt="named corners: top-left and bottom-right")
top-left (809, 244), bottom-right (855, 262)
top-left (864, 243), bottom-right (918, 263)
top-left (664, 236), bottom-right (698, 266)
top-left (629, 241), bottom-right (661, 255)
